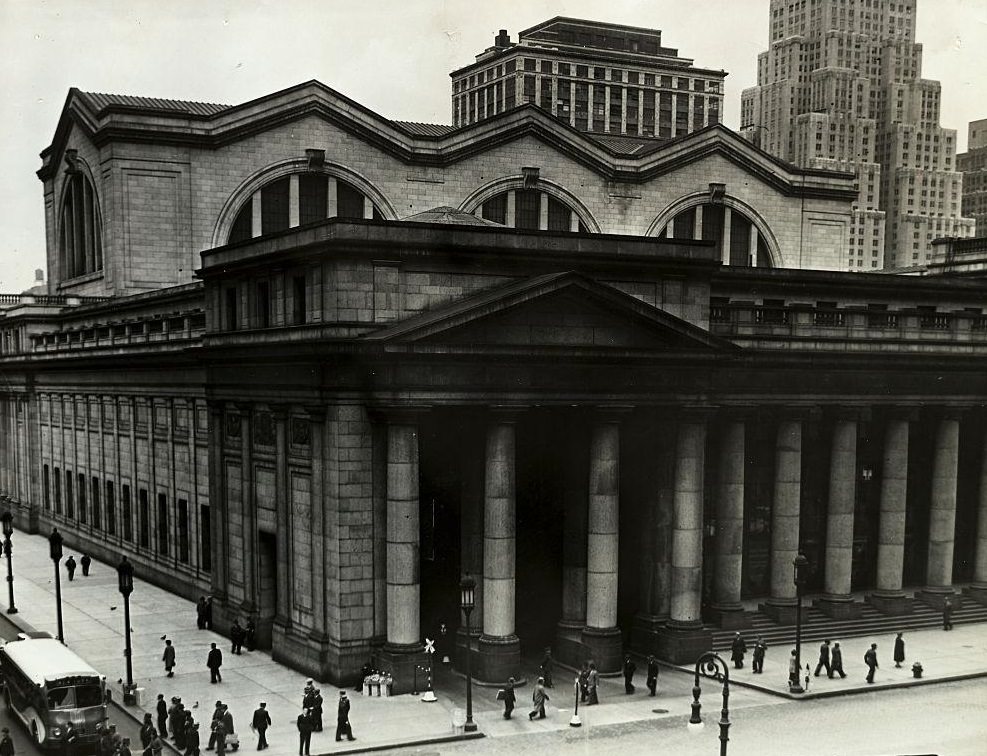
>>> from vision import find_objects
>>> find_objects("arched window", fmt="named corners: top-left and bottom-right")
top-left (659, 202), bottom-right (773, 268)
top-left (228, 173), bottom-right (384, 244)
top-left (478, 189), bottom-right (588, 232)
top-left (60, 172), bottom-right (103, 278)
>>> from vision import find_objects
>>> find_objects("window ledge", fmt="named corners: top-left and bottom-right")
top-left (58, 270), bottom-right (104, 288)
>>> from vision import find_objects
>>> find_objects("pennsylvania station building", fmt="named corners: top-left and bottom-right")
top-left (1, 18), bottom-right (986, 688)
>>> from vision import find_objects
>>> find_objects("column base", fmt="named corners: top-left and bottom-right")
top-left (580, 626), bottom-right (623, 673)
top-left (655, 621), bottom-right (712, 665)
top-left (813, 595), bottom-right (863, 619)
top-left (374, 643), bottom-right (425, 695)
top-left (555, 620), bottom-right (586, 669)
top-left (705, 603), bottom-right (751, 630)
top-left (629, 613), bottom-right (667, 655)
top-left (963, 585), bottom-right (987, 607)
top-left (866, 591), bottom-right (914, 615)
top-left (759, 599), bottom-right (797, 625)
top-left (475, 634), bottom-right (521, 683)
top-left (915, 589), bottom-right (961, 612)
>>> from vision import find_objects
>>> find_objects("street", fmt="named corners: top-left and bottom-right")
top-left (378, 677), bottom-right (987, 756)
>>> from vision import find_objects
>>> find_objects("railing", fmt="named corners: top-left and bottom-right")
top-left (28, 310), bottom-right (207, 354)
top-left (0, 293), bottom-right (111, 307)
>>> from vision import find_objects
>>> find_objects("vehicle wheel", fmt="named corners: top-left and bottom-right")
top-left (31, 721), bottom-right (41, 746)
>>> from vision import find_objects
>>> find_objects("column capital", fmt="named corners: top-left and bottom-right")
top-left (675, 405), bottom-right (714, 424)
top-left (884, 405), bottom-right (919, 423)
top-left (592, 404), bottom-right (634, 423)
top-left (485, 404), bottom-right (529, 423)
top-left (369, 404), bottom-right (430, 424)
top-left (828, 406), bottom-right (867, 423)
top-left (938, 405), bottom-right (970, 422)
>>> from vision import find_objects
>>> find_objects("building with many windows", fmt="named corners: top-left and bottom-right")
top-left (451, 17), bottom-right (725, 138)
top-left (958, 118), bottom-right (987, 236)
top-left (741, 0), bottom-right (974, 271)
top-left (1, 72), bottom-right (987, 689)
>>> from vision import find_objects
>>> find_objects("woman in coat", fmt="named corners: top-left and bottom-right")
top-left (587, 661), bottom-right (600, 705)
top-left (528, 678), bottom-right (549, 720)
top-left (893, 632), bottom-right (906, 667)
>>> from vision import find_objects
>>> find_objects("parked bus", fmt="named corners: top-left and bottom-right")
top-left (0, 635), bottom-right (106, 751)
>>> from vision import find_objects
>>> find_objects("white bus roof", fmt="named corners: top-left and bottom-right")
top-left (2, 638), bottom-right (101, 687)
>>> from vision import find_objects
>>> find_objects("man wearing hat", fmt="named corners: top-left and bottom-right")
top-left (157, 694), bottom-right (169, 739)
top-left (251, 702), bottom-right (271, 750)
top-left (335, 691), bottom-right (355, 742)
top-left (0, 727), bottom-right (14, 756)
top-left (186, 722), bottom-right (200, 756)
top-left (295, 709), bottom-right (312, 756)
top-left (206, 701), bottom-right (224, 751)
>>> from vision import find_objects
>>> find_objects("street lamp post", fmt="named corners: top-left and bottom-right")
top-left (688, 651), bottom-right (731, 756)
top-left (48, 528), bottom-right (64, 643)
top-left (459, 575), bottom-right (477, 733)
top-left (792, 552), bottom-right (809, 694)
top-left (1, 511), bottom-right (17, 614)
top-left (117, 557), bottom-right (135, 703)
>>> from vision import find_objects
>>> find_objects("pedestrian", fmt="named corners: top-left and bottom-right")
top-left (578, 662), bottom-right (589, 702)
top-left (310, 689), bottom-right (323, 732)
top-left (646, 655), bottom-right (659, 696)
top-left (893, 632), bottom-right (906, 668)
top-left (502, 677), bottom-right (516, 719)
top-left (163, 639), bottom-right (177, 678)
top-left (730, 632), bottom-right (747, 669)
top-left (622, 654), bottom-right (636, 694)
top-left (245, 619), bottom-right (257, 652)
top-left (943, 598), bottom-right (954, 631)
top-left (98, 723), bottom-right (113, 756)
top-left (0, 728), bottom-right (14, 756)
top-left (119, 737), bottom-right (133, 756)
top-left (252, 702), bottom-right (271, 750)
top-left (157, 694), bottom-right (169, 739)
top-left (207, 642), bottom-right (223, 683)
top-left (81, 553), bottom-right (92, 576)
top-left (586, 661), bottom-right (599, 705)
top-left (752, 636), bottom-right (767, 674)
top-left (296, 709), bottom-right (312, 756)
top-left (173, 701), bottom-right (188, 750)
top-left (205, 597), bottom-right (214, 629)
top-left (167, 697), bottom-right (181, 740)
top-left (302, 683), bottom-right (315, 713)
top-left (787, 649), bottom-right (799, 690)
top-left (140, 714), bottom-right (156, 751)
top-left (335, 691), bottom-right (355, 742)
top-left (182, 713), bottom-right (195, 756)
top-left (864, 643), bottom-right (879, 683)
top-left (66, 555), bottom-right (77, 581)
top-left (528, 677), bottom-right (549, 720)
top-left (206, 701), bottom-right (224, 751)
top-left (221, 705), bottom-right (234, 741)
top-left (212, 718), bottom-right (227, 756)
top-left (814, 639), bottom-right (832, 678)
top-left (540, 647), bottom-right (553, 688)
top-left (831, 641), bottom-right (846, 678)
top-left (197, 597), bottom-right (209, 630)
top-left (146, 733), bottom-right (164, 756)
top-left (186, 724), bottom-right (200, 756)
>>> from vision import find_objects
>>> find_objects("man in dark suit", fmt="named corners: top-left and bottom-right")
top-left (296, 710), bottom-right (312, 756)
top-left (252, 703), bottom-right (271, 751)
top-left (864, 643), bottom-right (879, 683)
top-left (335, 692), bottom-right (355, 742)
top-left (207, 643), bottom-right (223, 683)
top-left (814, 639), bottom-right (832, 678)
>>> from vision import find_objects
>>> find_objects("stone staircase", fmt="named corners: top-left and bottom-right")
top-left (709, 595), bottom-right (987, 653)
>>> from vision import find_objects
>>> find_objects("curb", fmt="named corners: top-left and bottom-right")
top-left (311, 731), bottom-right (485, 755)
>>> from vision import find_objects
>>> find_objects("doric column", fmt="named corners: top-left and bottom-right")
top-left (207, 401), bottom-right (228, 601)
top-left (581, 413), bottom-right (622, 671)
top-left (710, 417), bottom-right (747, 628)
top-left (761, 413), bottom-right (802, 623)
top-left (918, 410), bottom-right (961, 609)
top-left (868, 410), bottom-right (913, 614)
top-left (669, 414), bottom-right (707, 626)
top-left (272, 406), bottom-right (291, 629)
top-left (971, 425), bottom-right (987, 600)
top-left (817, 411), bottom-right (862, 618)
top-left (556, 415), bottom-right (588, 667)
top-left (385, 420), bottom-right (421, 649)
top-left (478, 411), bottom-right (521, 681)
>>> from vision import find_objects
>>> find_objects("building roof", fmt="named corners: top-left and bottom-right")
top-left (402, 206), bottom-right (504, 226)
top-left (2, 637), bottom-right (102, 686)
top-left (392, 121), bottom-right (457, 138)
top-left (76, 91), bottom-right (230, 118)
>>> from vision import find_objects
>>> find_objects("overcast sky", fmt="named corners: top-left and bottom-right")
top-left (1, 0), bottom-right (985, 291)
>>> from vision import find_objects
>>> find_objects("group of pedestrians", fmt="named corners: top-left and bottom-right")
top-left (295, 680), bottom-right (355, 754)
top-left (144, 698), bottom-right (201, 756)
top-left (63, 553), bottom-right (92, 580)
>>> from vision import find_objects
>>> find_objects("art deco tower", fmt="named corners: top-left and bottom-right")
top-left (741, 0), bottom-right (973, 270)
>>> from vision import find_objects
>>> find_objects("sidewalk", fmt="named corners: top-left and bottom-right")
top-left (674, 620), bottom-right (987, 700)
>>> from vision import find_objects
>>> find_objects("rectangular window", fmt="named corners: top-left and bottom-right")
top-left (123, 485), bottom-right (133, 542)
top-left (178, 499), bottom-right (190, 564)
top-left (139, 488), bottom-right (149, 549)
top-left (298, 174), bottom-right (327, 226)
top-left (106, 481), bottom-right (116, 536)
top-left (225, 287), bottom-right (238, 331)
top-left (157, 493), bottom-right (169, 556)
top-left (200, 505), bottom-right (211, 573)
top-left (256, 280), bottom-right (271, 328)
top-left (66, 470), bottom-right (74, 519)
top-left (91, 476), bottom-right (101, 530)
top-left (77, 472), bottom-right (87, 524)
top-left (54, 467), bottom-right (62, 514)
top-left (43, 465), bottom-right (51, 509)
top-left (292, 275), bottom-right (307, 325)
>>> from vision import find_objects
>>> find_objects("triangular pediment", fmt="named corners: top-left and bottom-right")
top-left (362, 272), bottom-right (737, 352)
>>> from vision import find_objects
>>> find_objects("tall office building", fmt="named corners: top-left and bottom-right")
top-left (451, 17), bottom-right (726, 139)
top-left (741, 0), bottom-right (973, 270)
top-left (958, 119), bottom-right (987, 235)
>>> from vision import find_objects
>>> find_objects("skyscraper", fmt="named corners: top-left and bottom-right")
top-left (451, 18), bottom-right (726, 139)
top-left (741, 0), bottom-right (973, 270)
top-left (958, 119), bottom-right (987, 235)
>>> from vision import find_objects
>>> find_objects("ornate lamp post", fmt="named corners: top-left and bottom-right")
top-left (48, 528), bottom-right (64, 643)
top-left (1, 511), bottom-right (17, 614)
top-left (792, 552), bottom-right (809, 694)
top-left (459, 575), bottom-right (477, 733)
top-left (688, 651), bottom-right (731, 756)
top-left (117, 557), bottom-right (136, 703)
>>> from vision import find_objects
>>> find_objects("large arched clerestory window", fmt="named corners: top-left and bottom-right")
top-left (658, 202), bottom-right (775, 268)
top-left (461, 176), bottom-right (599, 233)
top-left (228, 172), bottom-right (386, 244)
top-left (60, 172), bottom-right (104, 279)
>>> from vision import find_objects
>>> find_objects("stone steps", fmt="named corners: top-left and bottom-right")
top-left (708, 598), bottom-right (987, 652)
